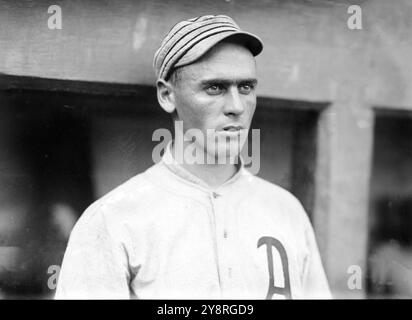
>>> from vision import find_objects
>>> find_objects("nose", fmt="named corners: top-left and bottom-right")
top-left (223, 86), bottom-right (245, 116)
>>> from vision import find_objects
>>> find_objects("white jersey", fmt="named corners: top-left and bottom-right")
top-left (56, 144), bottom-right (331, 299)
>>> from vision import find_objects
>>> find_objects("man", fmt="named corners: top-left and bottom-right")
top-left (56, 15), bottom-right (331, 299)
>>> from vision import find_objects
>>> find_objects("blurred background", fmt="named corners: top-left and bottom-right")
top-left (0, 0), bottom-right (412, 299)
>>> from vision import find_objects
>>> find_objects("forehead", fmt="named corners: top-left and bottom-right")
top-left (179, 42), bottom-right (256, 82)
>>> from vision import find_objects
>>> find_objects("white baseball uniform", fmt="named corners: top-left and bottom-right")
top-left (55, 142), bottom-right (331, 299)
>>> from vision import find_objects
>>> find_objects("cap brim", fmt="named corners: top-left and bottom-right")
top-left (174, 30), bottom-right (263, 69)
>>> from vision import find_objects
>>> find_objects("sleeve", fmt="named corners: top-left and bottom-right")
top-left (55, 203), bottom-right (131, 299)
top-left (300, 213), bottom-right (333, 299)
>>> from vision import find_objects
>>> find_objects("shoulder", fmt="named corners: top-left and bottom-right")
top-left (71, 163), bottom-right (164, 234)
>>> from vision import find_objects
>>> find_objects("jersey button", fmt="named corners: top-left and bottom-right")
top-left (212, 192), bottom-right (219, 199)
top-left (223, 230), bottom-right (228, 239)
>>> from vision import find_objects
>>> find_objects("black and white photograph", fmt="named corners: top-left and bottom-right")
top-left (0, 0), bottom-right (412, 304)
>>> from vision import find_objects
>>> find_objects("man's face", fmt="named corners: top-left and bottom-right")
top-left (171, 40), bottom-right (258, 161)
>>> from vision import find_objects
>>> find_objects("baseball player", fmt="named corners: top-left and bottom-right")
top-left (55, 15), bottom-right (331, 299)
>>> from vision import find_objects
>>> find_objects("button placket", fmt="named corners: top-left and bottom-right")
top-left (210, 190), bottom-right (231, 293)
top-left (208, 191), bottom-right (223, 293)
top-left (211, 190), bottom-right (235, 296)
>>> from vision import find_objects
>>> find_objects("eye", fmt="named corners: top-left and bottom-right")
top-left (238, 83), bottom-right (255, 94)
top-left (205, 84), bottom-right (224, 95)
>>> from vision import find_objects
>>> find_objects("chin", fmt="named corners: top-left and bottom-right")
top-left (209, 141), bottom-right (242, 165)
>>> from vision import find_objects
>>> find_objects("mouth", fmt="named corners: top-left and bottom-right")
top-left (221, 125), bottom-right (245, 132)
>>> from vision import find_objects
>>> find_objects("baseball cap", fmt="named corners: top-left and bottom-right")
top-left (153, 14), bottom-right (263, 81)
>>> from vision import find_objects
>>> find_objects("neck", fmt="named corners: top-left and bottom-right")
top-left (171, 141), bottom-right (239, 188)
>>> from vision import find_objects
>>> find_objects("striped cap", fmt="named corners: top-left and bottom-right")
top-left (153, 15), bottom-right (263, 81)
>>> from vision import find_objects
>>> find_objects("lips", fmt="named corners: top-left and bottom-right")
top-left (220, 125), bottom-right (245, 132)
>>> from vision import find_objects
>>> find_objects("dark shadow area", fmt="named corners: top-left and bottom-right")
top-left (367, 109), bottom-right (412, 298)
top-left (0, 89), bottom-right (95, 298)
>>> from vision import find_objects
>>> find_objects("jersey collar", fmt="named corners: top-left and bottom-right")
top-left (161, 140), bottom-right (246, 193)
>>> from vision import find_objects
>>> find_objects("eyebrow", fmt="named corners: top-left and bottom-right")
top-left (200, 78), bottom-right (258, 86)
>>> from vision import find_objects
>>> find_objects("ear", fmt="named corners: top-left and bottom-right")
top-left (156, 79), bottom-right (176, 113)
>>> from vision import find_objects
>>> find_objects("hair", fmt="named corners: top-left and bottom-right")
top-left (167, 66), bottom-right (184, 86)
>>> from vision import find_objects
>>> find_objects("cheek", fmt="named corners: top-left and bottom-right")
top-left (175, 93), bottom-right (221, 129)
top-left (189, 109), bottom-right (219, 132)
top-left (244, 97), bottom-right (257, 122)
